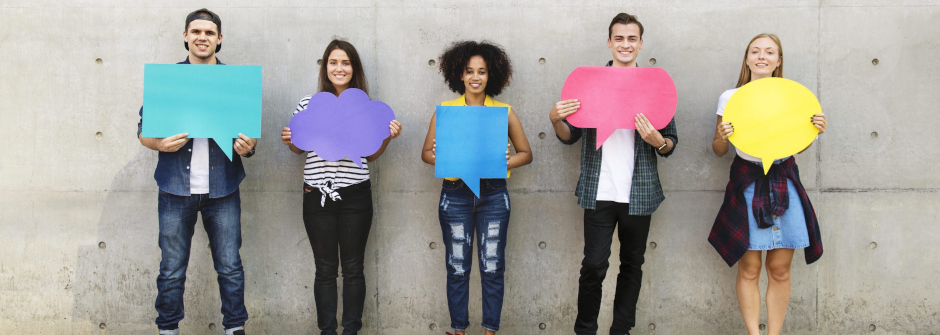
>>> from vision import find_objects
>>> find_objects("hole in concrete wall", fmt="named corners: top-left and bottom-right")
top-left (429, 59), bottom-right (436, 66)
top-left (538, 241), bottom-right (547, 249)
top-left (759, 324), bottom-right (766, 331)
top-left (871, 58), bottom-right (879, 66)
top-left (429, 323), bottom-right (438, 330)
top-left (649, 241), bottom-right (657, 249)
top-left (538, 132), bottom-right (546, 139)
top-left (209, 323), bottom-right (216, 330)
top-left (317, 59), bottom-right (322, 66)
top-left (869, 324), bottom-right (876, 331)
top-left (539, 58), bottom-right (546, 65)
top-left (429, 242), bottom-right (437, 249)
top-left (95, 58), bottom-right (103, 65)
top-left (98, 242), bottom-right (106, 249)
top-left (648, 323), bottom-right (656, 330)
top-left (870, 132), bottom-right (878, 139)
top-left (869, 242), bottom-right (877, 249)
top-left (539, 323), bottom-right (547, 330)
top-left (648, 58), bottom-right (657, 65)
top-left (95, 132), bottom-right (103, 140)
top-left (99, 323), bottom-right (106, 330)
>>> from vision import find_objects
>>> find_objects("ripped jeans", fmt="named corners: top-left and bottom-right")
top-left (438, 179), bottom-right (511, 332)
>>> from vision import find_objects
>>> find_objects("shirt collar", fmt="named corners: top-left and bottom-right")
top-left (180, 56), bottom-right (224, 65)
top-left (457, 94), bottom-right (494, 106)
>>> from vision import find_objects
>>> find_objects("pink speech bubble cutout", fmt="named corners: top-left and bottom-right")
top-left (561, 67), bottom-right (678, 150)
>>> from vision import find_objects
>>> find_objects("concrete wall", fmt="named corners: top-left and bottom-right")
top-left (1, 1), bottom-right (938, 334)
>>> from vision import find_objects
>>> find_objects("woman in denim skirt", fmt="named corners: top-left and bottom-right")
top-left (421, 41), bottom-right (533, 335)
top-left (708, 34), bottom-right (828, 335)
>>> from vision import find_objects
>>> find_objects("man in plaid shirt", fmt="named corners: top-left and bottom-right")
top-left (549, 13), bottom-right (679, 335)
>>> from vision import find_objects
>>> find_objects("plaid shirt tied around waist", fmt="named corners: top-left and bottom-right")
top-left (708, 156), bottom-right (824, 266)
top-left (558, 118), bottom-right (679, 215)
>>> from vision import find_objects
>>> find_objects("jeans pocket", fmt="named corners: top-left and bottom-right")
top-left (442, 179), bottom-right (462, 191)
top-left (484, 179), bottom-right (507, 190)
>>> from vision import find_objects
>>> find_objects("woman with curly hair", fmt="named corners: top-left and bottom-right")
top-left (421, 40), bottom-right (532, 335)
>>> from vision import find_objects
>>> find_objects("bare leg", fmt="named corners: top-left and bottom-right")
top-left (736, 250), bottom-right (763, 335)
top-left (765, 248), bottom-right (794, 335)
top-left (485, 330), bottom-right (496, 335)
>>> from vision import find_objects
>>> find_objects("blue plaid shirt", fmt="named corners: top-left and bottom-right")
top-left (557, 61), bottom-right (679, 214)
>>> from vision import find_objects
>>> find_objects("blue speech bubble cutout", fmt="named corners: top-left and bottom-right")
top-left (142, 64), bottom-right (262, 160)
top-left (434, 106), bottom-right (509, 197)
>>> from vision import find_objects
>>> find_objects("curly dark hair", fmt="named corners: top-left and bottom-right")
top-left (438, 40), bottom-right (513, 97)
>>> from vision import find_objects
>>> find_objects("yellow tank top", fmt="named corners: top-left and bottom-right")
top-left (440, 95), bottom-right (512, 181)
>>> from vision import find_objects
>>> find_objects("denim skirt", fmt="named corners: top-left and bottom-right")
top-left (742, 164), bottom-right (811, 250)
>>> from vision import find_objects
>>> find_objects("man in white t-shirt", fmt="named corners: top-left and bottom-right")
top-left (548, 13), bottom-right (679, 335)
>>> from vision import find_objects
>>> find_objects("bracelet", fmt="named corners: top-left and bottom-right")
top-left (656, 140), bottom-right (668, 151)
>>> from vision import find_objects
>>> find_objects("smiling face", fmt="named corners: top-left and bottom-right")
top-left (746, 37), bottom-right (782, 80)
top-left (183, 20), bottom-right (221, 63)
top-left (326, 49), bottom-right (353, 91)
top-left (608, 22), bottom-right (643, 67)
top-left (462, 55), bottom-right (488, 96)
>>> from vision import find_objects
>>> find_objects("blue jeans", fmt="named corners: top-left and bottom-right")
top-left (438, 179), bottom-right (511, 332)
top-left (156, 190), bottom-right (248, 331)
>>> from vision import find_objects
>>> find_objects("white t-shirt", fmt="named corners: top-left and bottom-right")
top-left (189, 138), bottom-right (210, 194)
top-left (596, 129), bottom-right (635, 203)
top-left (715, 88), bottom-right (761, 162)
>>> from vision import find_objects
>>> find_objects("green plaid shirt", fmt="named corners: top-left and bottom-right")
top-left (557, 62), bottom-right (679, 214)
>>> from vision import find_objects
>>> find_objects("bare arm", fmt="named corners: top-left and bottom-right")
top-left (421, 112), bottom-right (437, 165)
top-left (507, 108), bottom-right (533, 169)
top-left (712, 115), bottom-right (732, 157)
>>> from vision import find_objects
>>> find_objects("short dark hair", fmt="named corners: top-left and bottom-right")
top-left (438, 41), bottom-right (513, 97)
top-left (185, 8), bottom-right (221, 34)
top-left (317, 39), bottom-right (369, 95)
top-left (608, 13), bottom-right (643, 39)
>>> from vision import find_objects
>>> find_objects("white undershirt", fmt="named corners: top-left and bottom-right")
top-left (716, 88), bottom-right (761, 162)
top-left (596, 129), bottom-right (635, 203)
top-left (189, 138), bottom-right (210, 195)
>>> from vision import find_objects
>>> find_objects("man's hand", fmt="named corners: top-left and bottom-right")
top-left (549, 99), bottom-right (580, 123)
top-left (234, 133), bottom-right (256, 156)
top-left (157, 133), bottom-right (190, 152)
top-left (635, 114), bottom-right (666, 148)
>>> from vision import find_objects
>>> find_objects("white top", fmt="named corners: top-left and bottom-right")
top-left (189, 138), bottom-right (210, 194)
top-left (294, 95), bottom-right (370, 205)
top-left (596, 129), bottom-right (635, 203)
top-left (716, 88), bottom-right (761, 162)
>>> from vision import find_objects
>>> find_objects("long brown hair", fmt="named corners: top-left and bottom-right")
top-left (317, 39), bottom-right (369, 95)
top-left (735, 34), bottom-right (783, 88)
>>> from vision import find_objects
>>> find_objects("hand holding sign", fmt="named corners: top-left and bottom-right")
top-left (723, 77), bottom-right (821, 174)
top-left (435, 106), bottom-right (509, 197)
top-left (142, 64), bottom-right (262, 160)
top-left (288, 88), bottom-right (396, 168)
top-left (561, 66), bottom-right (677, 149)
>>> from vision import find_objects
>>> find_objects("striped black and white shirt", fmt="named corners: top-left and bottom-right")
top-left (294, 95), bottom-right (370, 205)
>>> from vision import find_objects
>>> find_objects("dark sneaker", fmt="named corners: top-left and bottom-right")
top-left (232, 330), bottom-right (246, 335)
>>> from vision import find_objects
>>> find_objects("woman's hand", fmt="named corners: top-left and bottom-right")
top-left (717, 121), bottom-right (734, 142)
top-left (389, 120), bottom-right (402, 139)
top-left (506, 143), bottom-right (511, 166)
top-left (281, 127), bottom-right (292, 146)
top-left (812, 113), bottom-right (827, 134)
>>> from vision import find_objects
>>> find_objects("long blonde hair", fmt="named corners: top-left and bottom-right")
top-left (735, 34), bottom-right (783, 88)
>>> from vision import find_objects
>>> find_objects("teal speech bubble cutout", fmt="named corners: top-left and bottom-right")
top-left (142, 63), bottom-right (262, 160)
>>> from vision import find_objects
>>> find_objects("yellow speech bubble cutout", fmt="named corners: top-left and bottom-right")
top-left (723, 77), bottom-right (821, 175)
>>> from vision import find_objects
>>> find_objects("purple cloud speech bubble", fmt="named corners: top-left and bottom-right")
top-left (288, 88), bottom-right (395, 168)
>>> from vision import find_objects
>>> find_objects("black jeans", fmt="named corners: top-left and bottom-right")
top-left (302, 180), bottom-right (374, 335)
top-left (575, 201), bottom-right (652, 335)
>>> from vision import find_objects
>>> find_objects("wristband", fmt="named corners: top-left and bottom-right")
top-left (656, 140), bottom-right (668, 151)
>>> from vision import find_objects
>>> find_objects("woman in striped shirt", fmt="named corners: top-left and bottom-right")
top-left (281, 39), bottom-right (401, 335)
